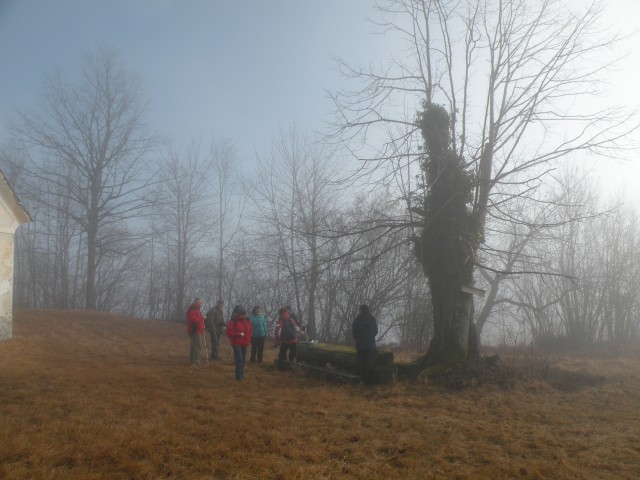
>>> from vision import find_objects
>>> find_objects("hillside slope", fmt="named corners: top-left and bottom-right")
top-left (1, 310), bottom-right (639, 479)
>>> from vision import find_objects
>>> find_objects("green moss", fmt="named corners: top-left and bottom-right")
top-left (310, 342), bottom-right (356, 354)
top-left (421, 364), bottom-right (447, 377)
top-left (304, 342), bottom-right (393, 355)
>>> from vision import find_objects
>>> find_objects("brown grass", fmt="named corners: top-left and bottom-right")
top-left (1, 310), bottom-right (640, 479)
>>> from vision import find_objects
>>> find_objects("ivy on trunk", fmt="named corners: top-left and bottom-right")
top-left (413, 103), bottom-right (480, 366)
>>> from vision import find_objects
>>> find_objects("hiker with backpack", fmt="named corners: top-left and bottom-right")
top-left (274, 307), bottom-right (302, 371)
top-left (225, 305), bottom-right (252, 381)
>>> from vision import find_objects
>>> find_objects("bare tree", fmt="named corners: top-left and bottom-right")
top-left (150, 141), bottom-right (214, 321)
top-left (10, 48), bottom-right (154, 310)
top-left (596, 204), bottom-right (640, 343)
top-left (323, 194), bottom-right (430, 346)
top-left (4, 144), bottom-right (85, 309)
top-left (251, 125), bottom-right (339, 338)
top-left (209, 138), bottom-right (245, 305)
top-left (331, 0), bottom-right (636, 364)
top-left (473, 187), bottom-right (572, 343)
top-left (499, 167), bottom-right (640, 349)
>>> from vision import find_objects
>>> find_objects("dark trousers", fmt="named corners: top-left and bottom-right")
top-left (189, 333), bottom-right (201, 365)
top-left (232, 345), bottom-right (247, 380)
top-left (356, 348), bottom-right (377, 384)
top-left (277, 343), bottom-right (297, 370)
top-left (207, 329), bottom-right (220, 358)
top-left (250, 336), bottom-right (266, 363)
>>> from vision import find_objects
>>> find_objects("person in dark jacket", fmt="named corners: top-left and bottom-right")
top-left (352, 304), bottom-right (378, 384)
top-left (205, 299), bottom-right (225, 360)
top-left (226, 305), bottom-right (252, 380)
top-left (186, 297), bottom-right (206, 366)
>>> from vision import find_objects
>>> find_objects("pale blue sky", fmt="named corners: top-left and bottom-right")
top-left (1, 0), bottom-right (639, 197)
top-left (0, 0), bottom-right (394, 162)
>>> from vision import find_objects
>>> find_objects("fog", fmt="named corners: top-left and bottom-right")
top-left (0, 0), bottom-right (392, 160)
top-left (2, 0), bottom-right (640, 353)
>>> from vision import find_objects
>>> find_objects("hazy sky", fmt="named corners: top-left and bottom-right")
top-left (1, 0), bottom-right (639, 199)
top-left (0, 0), bottom-right (392, 161)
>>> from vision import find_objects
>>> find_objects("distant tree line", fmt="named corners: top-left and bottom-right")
top-left (3, 4), bottom-right (640, 360)
top-left (1, 49), bottom-right (431, 352)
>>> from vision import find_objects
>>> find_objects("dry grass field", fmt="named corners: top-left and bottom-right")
top-left (1, 310), bottom-right (640, 479)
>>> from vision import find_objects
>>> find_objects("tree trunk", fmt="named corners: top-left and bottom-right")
top-left (85, 226), bottom-right (97, 310)
top-left (423, 283), bottom-right (478, 366)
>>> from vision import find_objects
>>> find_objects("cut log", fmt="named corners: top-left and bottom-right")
top-left (295, 342), bottom-right (396, 384)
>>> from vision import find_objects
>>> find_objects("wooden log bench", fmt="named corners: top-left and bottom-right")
top-left (296, 342), bottom-right (397, 384)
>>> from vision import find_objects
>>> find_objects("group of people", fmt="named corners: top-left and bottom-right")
top-left (185, 299), bottom-right (306, 380)
top-left (185, 298), bottom-right (378, 384)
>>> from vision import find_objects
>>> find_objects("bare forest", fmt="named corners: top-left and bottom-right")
top-left (3, 0), bottom-right (640, 359)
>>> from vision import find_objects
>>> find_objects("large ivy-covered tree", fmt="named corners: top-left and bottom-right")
top-left (332, 0), bottom-right (635, 364)
top-left (414, 103), bottom-right (479, 364)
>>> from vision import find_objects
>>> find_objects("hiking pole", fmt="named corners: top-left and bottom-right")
top-left (202, 332), bottom-right (209, 364)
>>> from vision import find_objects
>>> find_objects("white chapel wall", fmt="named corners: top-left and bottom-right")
top-left (0, 182), bottom-right (28, 341)
top-left (0, 231), bottom-right (15, 340)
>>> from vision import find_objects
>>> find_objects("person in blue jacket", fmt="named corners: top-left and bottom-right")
top-left (352, 304), bottom-right (378, 384)
top-left (249, 306), bottom-right (268, 363)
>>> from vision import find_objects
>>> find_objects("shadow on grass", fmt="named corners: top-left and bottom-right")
top-left (403, 355), bottom-right (606, 392)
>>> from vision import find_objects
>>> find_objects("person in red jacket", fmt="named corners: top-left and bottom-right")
top-left (274, 307), bottom-right (302, 371)
top-left (226, 305), bottom-right (252, 380)
top-left (186, 297), bottom-right (206, 366)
